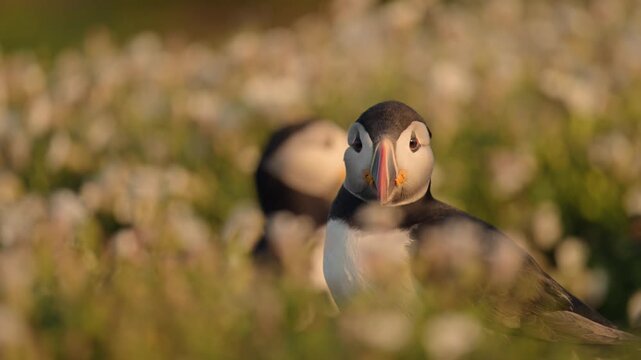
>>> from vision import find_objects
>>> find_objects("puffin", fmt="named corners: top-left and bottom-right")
top-left (254, 119), bottom-right (346, 288)
top-left (323, 101), bottom-right (639, 345)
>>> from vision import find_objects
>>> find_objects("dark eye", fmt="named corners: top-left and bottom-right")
top-left (352, 135), bottom-right (362, 153)
top-left (409, 135), bottom-right (420, 152)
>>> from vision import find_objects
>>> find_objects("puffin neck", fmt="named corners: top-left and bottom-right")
top-left (329, 185), bottom-right (441, 230)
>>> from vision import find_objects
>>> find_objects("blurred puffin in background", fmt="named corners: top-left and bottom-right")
top-left (254, 119), bottom-right (346, 289)
top-left (324, 101), bottom-right (640, 345)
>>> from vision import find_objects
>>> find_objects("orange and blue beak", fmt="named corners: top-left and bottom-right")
top-left (370, 138), bottom-right (397, 204)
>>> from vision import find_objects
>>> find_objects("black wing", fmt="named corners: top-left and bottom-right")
top-left (410, 197), bottom-right (639, 345)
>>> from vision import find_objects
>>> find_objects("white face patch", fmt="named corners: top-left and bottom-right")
top-left (392, 121), bottom-right (434, 206)
top-left (265, 120), bottom-right (346, 200)
top-left (343, 123), bottom-right (374, 200)
top-left (342, 120), bottom-right (434, 206)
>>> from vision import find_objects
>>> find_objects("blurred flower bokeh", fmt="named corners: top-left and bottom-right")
top-left (1, 0), bottom-right (641, 358)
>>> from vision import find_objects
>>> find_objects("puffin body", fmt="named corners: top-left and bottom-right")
top-left (254, 119), bottom-right (346, 288)
top-left (323, 101), bottom-right (639, 345)
top-left (325, 207), bottom-right (416, 307)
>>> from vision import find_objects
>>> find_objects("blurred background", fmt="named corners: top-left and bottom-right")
top-left (0, 0), bottom-right (324, 53)
top-left (1, 0), bottom-right (641, 358)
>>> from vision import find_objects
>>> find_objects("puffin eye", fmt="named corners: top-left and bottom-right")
top-left (351, 134), bottom-right (363, 153)
top-left (409, 134), bottom-right (420, 152)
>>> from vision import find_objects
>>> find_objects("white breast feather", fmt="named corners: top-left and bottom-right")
top-left (323, 219), bottom-right (415, 306)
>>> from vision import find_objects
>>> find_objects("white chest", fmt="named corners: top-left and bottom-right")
top-left (323, 219), bottom-right (416, 307)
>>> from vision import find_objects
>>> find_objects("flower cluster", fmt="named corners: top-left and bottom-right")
top-left (1, 0), bottom-right (640, 358)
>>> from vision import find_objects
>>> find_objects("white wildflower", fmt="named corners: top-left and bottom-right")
top-left (531, 202), bottom-right (562, 250)
top-left (423, 313), bottom-right (482, 360)
top-left (628, 290), bottom-right (641, 328)
top-left (341, 310), bottom-right (412, 352)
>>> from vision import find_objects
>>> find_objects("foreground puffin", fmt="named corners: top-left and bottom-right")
top-left (254, 119), bottom-right (346, 288)
top-left (323, 101), bottom-right (639, 345)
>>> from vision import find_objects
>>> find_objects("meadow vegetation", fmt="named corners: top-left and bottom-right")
top-left (1, 0), bottom-right (641, 358)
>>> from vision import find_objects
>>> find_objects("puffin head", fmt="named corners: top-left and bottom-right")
top-left (256, 119), bottom-right (347, 221)
top-left (343, 101), bottom-right (434, 206)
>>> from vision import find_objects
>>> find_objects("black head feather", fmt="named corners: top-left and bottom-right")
top-left (356, 100), bottom-right (431, 142)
